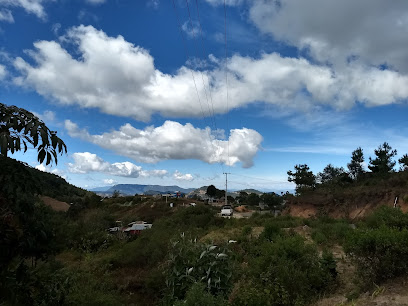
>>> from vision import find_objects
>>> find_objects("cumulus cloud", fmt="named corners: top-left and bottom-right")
top-left (13, 25), bottom-right (408, 121)
top-left (0, 0), bottom-right (48, 20)
top-left (65, 120), bottom-right (263, 168)
top-left (68, 152), bottom-right (169, 178)
top-left (103, 178), bottom-right (117, 185)
top-left (35, 163), bottom-right (66, 179)
top-left (173, 170), bottom-right (194, 181)
top-left (32, 110), bottom-right (56, 122)
top-left (248, 0), bottom-right (408, 73)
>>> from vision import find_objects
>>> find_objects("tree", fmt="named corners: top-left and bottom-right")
top-left (206, 185), bottom-right (217, 198)
top-left (287, 164), bottom-right (316, 195)
top-left (368, 142), bottom-right (397, 173)
top-left (317, 164), bottom-right (346, 184)
top-left (0, 103), bottom-right (68, 303)
top-left (236, 191), bottom-right (248, 204)
top-left (398, 154), bottom-right (408, 171)
top-left (0, 103), bottom-right (66, 165)
top-left (261, 192), bottom-right (283, 209)
top-left (347, 147), bottom-right (364, 180)
top-left (247, 193), bottom-right (260, 206)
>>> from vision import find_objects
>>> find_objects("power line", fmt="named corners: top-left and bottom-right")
top-left (171, 0), bottom-right (224, 175)
top-left (194, 0), bottom-right (217, 123)
top-left (230, 173), bottom-right (288, 184)
top-left (185, 0), bottom-right (216, 129)
top-left (223, 0), bottom-right (231, 170)
top-left (171, 0), bottom-right (208, 126)
top-left (192, 0), bottom-right (225, 173)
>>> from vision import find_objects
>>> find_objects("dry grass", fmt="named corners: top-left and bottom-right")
top-left (40, 195), bottom-right (70, 212)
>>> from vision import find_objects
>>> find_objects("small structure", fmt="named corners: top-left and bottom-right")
top-left (123, 221), bottom-right (152, 235)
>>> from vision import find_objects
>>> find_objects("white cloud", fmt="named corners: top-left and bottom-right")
top-left (0, 64), bottom-right (6, 80)
top-left (173, 170), bottom-right (194, 181)
top-left (35, 163), bottom-right (66, 179)
top-left (103, 178), bottom-right (117, 185)
top-left (0, 9), bottom-right (13, 22)
top-left (32, 110), bottom-right (55, 122)
top-left (0, 0), bottom-right (49, 20)
top-left (13, 25), bottom-right (408, 122)
top-left (51, 23), bottom-right (61, 35)
top-left (65, 120), bottom-right (263, 168)
top-left (248, 0), bottom-right (408, 73)
top-left (68, 152), bottom-right (169, 178)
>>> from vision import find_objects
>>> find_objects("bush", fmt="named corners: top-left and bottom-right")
top-left (173, 283), bottom-right (228, 306)
top-left (164, 234), bottom-right (234, 302)
top-left (310, 221), bottom-right (352, 246)
top-left (231, 235), bottom-right (336, 305)
top-left (344, 226), bottom-right (408, 284)
top-left (363, 206), bottom-right (408, 230)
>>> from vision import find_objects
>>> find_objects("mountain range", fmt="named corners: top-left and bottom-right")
top-left (90, 184), bottom-right (196, 195)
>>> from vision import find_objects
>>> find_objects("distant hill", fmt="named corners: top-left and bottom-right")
top-left (92, 184), bottom-right (196, 195)
top-left (239, 189), bottom-right (263, 195)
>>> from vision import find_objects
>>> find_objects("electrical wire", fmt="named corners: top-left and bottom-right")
top-left (171, 0), bottom-right (224, 175)
top-left (223, 0), bottom-right (231, 170)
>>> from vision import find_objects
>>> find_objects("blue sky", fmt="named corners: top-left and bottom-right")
top-left (2, 0), bottom-right (408, 192)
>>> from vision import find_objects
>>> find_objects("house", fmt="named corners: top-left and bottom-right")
top-left (123, 221), bottom-right (153, 235)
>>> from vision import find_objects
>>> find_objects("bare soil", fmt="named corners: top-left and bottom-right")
top-left (40, 195), bottom-right (70, 212)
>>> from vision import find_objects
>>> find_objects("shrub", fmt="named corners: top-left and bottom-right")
top-left (363, 206), bottom-right (408, 230)
top-left (311, 222), bottom-right (352, 246)
top-left (164, 234), bottom-right (234, 302)
top-left (231, 235), bottom-right (336, 305)
top-left (344, 226), bottom-right (408, 284)
top-left (173, 283), bottom-right (228, 306)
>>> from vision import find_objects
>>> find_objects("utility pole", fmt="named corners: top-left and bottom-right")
top-left (223, 172), bottom-right (230, 206)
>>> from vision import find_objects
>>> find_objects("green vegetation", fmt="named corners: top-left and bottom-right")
top-left (3, 106), bottom-right (408, 304)
top-left (0, 102), bottom-right (66, 165)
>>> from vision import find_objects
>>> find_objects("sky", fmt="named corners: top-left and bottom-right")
top-left (2, 0), bottom-right (408, 192)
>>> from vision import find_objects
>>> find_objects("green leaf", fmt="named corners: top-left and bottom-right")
top-left (46, 152), bottom-right (51, 165)
top-left (38, 148), bottom-right (46, 164)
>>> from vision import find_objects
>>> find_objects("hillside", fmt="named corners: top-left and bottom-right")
top-left (0, 156), bottom-right (88, 202)
top-left (285, 171), bottom-right (408, 219)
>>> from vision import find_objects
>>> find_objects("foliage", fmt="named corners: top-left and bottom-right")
top-left (348, 147), bottom-right (365, 180)
top-left (368, 142), bottom-right (397, 173)
top-left (261, 192), bottom-right (283, 209)
top-left (236, 191), bottom-right (248, 204)
top-left (206, 185), bottom-right (217, 198)
top-left (398, 153), bottom-right (408, 171)
top-left (112, 190), bottom-right (120, 198)
top-left (317, 164), bottom-right (347, 184)
top-left (344, 226), bottom-right (408, 284)
top-left (287, 164), bottom-right (316, 195)
top-left (362, 206), bottom-right (408, 230)
top-left (311, 221), bottom-right (352, 246)
top-left (231, 235), bottom-right (336, 305)
top-left (165, 234), bottom-right (234, 302)
top-left (247, 192), bottom-right (260, 206)
top-left (0, 103), bottom-right (66, 165)
top-left (173, 282), bottom-right (228, 306)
